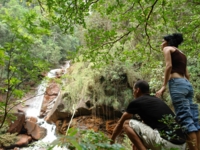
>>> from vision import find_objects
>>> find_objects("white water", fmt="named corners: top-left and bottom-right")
top-left (23, 61), bottom-right (71, 149)
top-left (25, 82), bottom-right (47, 118)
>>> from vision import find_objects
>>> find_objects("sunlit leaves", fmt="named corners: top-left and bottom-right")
top-left (37, 0), bottom-right (94, 33)
top-left (0, 0), bottom-right (51, 127)
top-left (0, 49), bottom-right (5, 65)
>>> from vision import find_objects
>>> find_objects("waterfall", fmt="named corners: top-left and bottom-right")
top-left (22, 61), bottom-right (70, 149)
top-left (25, 82), bottom-right (47, 118)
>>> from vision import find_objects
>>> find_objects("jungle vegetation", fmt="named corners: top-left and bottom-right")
top-left (0, 0), bottom-right (200, 148)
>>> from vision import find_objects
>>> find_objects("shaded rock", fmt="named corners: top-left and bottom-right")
top-left (92, 105), bottom-right (122, 119)
top-left (55, 119), bottom-right (71, 134)
top-left (8, 112), bottom-right (25, 134)
top-left (75, 99), bottom-right (92, 116)
top-left (57, 103), bottom-right (64, 111)
top-left (45, 109), bottom-right (72, 124)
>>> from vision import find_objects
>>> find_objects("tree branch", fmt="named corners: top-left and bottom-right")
top-left (144, 0), bottom-right (159, 53)
top-left (37, 0), bottom-right (45, 14)
top-left (187, 0), bottom-right (200, 5)
top-left (100, 24), bottom-right (140, 49)
top-left (123, 3), bottom-right (135, 15)
top-left (89, 0), bottom-right (100, 5)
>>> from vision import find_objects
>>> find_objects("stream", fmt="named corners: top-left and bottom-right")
top-left (21, 61), bottom-right (70, 150)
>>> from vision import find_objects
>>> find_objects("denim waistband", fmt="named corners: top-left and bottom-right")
top-left (168, 78), bottom-right (188, 83)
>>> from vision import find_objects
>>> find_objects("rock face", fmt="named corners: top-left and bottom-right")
top-left (8, 112), bottom-right (26, 134)
top-left (4, 61), bottom-right (132, 149)
top-left (45, 97), bottom-right (123, 135)
top-left (37, 78), bottom-right (123, 137)
top-left (40, 81), bottom-right (60, 118)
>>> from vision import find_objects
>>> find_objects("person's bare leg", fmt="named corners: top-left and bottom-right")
top-left (123, 120), bottom-right (146, 150)
top-left (186, 132), bottom-right (198, 150)
top-left (196, 130), bottom-right (200, 150)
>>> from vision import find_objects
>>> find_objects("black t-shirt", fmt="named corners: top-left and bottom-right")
top-left (126, 94), bottom-right (185, 144)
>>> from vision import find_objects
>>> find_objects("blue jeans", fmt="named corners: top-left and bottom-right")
top-left (168, 78), bottom-right (200, 133)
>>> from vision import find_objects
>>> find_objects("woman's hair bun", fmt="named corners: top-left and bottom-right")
top-left (172, 33), bottom-right (183, 45)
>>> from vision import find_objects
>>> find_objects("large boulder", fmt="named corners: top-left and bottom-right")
top-left (24, 117), bottom-right (47, 140)
top-left (40, 81), bottom-right (61, 118)
top-left (8, 112), bottom-right (26, 134)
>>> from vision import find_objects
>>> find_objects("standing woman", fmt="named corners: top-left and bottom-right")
top-left (156, 33), bottom-right (200, 150)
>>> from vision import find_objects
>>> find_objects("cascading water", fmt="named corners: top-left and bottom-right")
top-left (25, 82), bottom-right (47, 118)
top-left (22, 61), bottom-right (71, 150)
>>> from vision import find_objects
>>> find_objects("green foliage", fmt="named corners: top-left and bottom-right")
top-left (159, 114), bottom-right (185, 142)
top-left (0, 0), bottom-right (80, 128)
top-left (0, 0), bottom-right (50, 127)
top-left (187, 58), bottom-right (200, 103)
top-left (16, 0), bottom-right (200, 107)
top-left (0, 0), bottom-right (199, 148)
top-left (62, 61), bottom-right (141, 112)
top-left (0, 132), bottom-right (17, 147)
top-left (0, 126), bottom-right (17, 147)
top-left (51, 128), bottom-right (125, 150)
top-left (121, 135), bottom-right (132, 150)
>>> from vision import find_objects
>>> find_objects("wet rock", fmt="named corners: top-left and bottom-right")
top-left (31, 125), bottom-right (47, 140)
top-left (55, 69), bottom-right (65, 78)
top-left (15, 134), bottom-right (32, 147)
top-left (24, 117), bottom-right (37, 134)
top-left (40, 81), bottom-right (60, 118)
top-left (40, 96), bottom-right (57, 117)
top-left (24, 117), bottom-right (47, 140)
top-left (45, 82), bottom-right (60, 96)
top-left (8, 112), bottom-right (26, 134)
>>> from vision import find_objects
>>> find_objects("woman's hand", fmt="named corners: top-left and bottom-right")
top-left (156, 86), bottom-right (166, 98)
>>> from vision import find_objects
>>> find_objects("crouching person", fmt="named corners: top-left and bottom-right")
top-left (110, 80), bottom-right (186, 150)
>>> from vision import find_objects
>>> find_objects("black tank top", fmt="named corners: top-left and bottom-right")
top-left (171, 49), bottom-right (187, 76)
